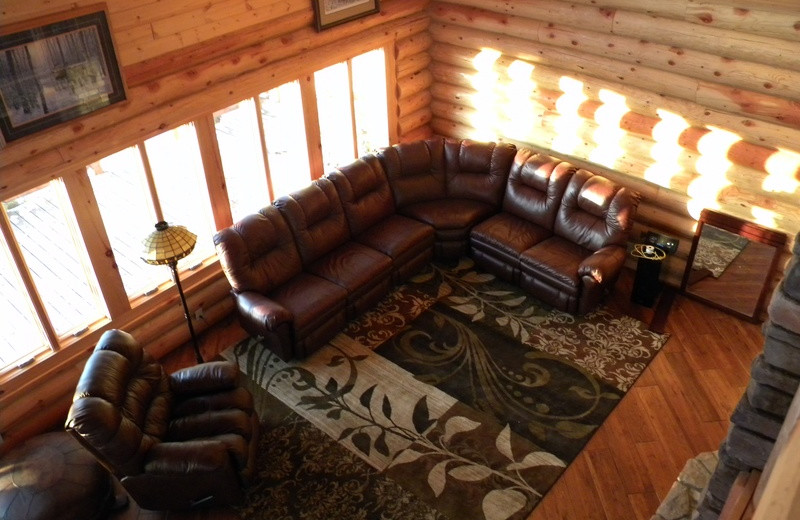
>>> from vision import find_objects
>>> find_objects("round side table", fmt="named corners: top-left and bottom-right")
top-left (0, 432), bottom-right (115, 520)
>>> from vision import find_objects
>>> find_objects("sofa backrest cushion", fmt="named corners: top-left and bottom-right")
top-left (377, 137), bottom-right (446, 208)
top-left (213, 205), bottom-right (303, 294)
top-left (503, 150), bottom-right (575, 228)
top-left (274, 178), bottom-right (350, 265)
top-left (555, 169), bottom-right (641, 251)
top-left (328, 155), bottom-right (394, 237)
top-left (444, 138), bottom-right (517, 206)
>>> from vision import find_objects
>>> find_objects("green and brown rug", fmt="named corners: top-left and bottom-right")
top-left (223, 258), bottom-right (670, 520)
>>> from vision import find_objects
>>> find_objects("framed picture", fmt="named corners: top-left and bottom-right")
top-left (313, 0), bottom-right (380, 31)
top-left (0, 6), bottom-right (125, 144)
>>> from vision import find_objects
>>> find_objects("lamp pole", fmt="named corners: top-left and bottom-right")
top-left (170, 261), bottom-right (203, 363)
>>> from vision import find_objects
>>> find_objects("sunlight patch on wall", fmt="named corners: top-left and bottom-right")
top-left (687, 126), bottom-right (741, 219)
top-left (763, 149), bottom-right (800, 195)
top-left (468, 48), bottom-right (503, 141)
top-left (552, 76), bottom-right (586, 155)
top-left (503, 59), bottom-right (538, 141)
top-left (645, 110), bottom-right (690, 189)
top-left (589, 89), bottom-right (629, 168)
top-left (752, 207), bottom-right (779, 229)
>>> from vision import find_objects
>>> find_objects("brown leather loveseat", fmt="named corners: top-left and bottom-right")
top-left (214, 137), bottom-right (640, 361)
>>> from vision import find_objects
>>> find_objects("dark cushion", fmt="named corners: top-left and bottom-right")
top-left (503, 150), bottom-right (575, 229)
top-left (519, 236), bottom-right (588, 294)
top-left (213, 206), bottom-right (302, 294)
top-left (400, 198), bottom-right (496, 232)
top-left (308, 241), bottom-right (392, 296)
top-left (274, 178), bottom-right (350, 266)
top-left (554, 169), bottom-right (640, 251)
top-left (328, 155), bottom-right (394, 237)
top-left (269, 272), bottom-right (347, 331)
top-left (378, 137), bottom-right (446, 207)
top-left (355, 214), bottom-right (434, 261)
top-left (444, 138), bottom-right (516, 206)
top-left (471, 212), bottom-right (553, 267)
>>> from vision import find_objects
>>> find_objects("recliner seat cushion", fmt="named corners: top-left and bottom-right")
top-left (471, 212), bottom-right (553, 267)
top-left (400, 198), bottom-right (496, 233)
top-left (269, 272), bottom-right (347, 332)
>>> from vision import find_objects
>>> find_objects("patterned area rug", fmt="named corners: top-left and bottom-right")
top-left (223, 258), bottom-right (670, 520)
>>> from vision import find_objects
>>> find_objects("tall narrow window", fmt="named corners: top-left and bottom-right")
top-left (214, 99), bottom-right (271, 222)
top-left (260, 81), bottom-right (312, 198)
top-left (88, 146), bottom-right (164, 297)
top-left (3, 182), bottom-right (106, 336)
top-left (145, 123), bottom-right (217, 272)
top-left (315, 62), bottom-right (357, 172)
top-left (0, 235), bottom-right (48, 370)
top-left (352, 48), bottom-right (389, 156)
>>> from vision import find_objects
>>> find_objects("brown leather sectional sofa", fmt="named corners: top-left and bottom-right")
top-left (214, 137), bottom-right (641, 361)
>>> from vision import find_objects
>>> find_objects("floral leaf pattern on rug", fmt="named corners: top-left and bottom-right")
top-left (377, 304), bottom-right (622, 461)
top-left (397, 258), bottom-right (667, 391)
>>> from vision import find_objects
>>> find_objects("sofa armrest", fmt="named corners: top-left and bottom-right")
top-left (578, 245), bottom-right (626, 284)
top-left (236, 291), bottom-right (292, 331)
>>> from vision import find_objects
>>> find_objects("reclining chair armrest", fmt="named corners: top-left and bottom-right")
top-left (236, 291), bottom-right (293, 330)
top-left (577, 245), bottom-right (626, 284)
top-left (170, 361), bottom-right (240, 396)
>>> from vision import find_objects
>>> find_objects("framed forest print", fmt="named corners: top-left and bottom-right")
top-left (313, 0), bottom-right (380, 31)
top-left (0, 6), bottom-right (125, 144)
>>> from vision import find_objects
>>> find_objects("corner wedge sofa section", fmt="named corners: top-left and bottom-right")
top-left (378, 137), bottom-right (517, 260)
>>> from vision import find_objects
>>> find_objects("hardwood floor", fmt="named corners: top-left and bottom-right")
top-left (116, 267), bottom-right (763, 520)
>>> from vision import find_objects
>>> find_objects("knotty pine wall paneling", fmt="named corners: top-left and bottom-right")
top-left (427, 0), bottom-right (800, 286)
top-left (0, 0), bottom-right (430, 452)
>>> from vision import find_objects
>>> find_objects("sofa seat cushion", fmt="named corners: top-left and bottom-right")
top-left (308, 242), bottom-right (392, 313)
top-left (356, 214), bottom-right (434, 263)
top-left (400, 198), bottom-right (496, 233)
top-left (519, 236), bottom-right (590, 295)
top-left (270, 272), bottom-right (347, 332)
top-left (471, 212), bottom-right (553, 266)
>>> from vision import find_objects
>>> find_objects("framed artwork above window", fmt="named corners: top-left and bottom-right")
top-left (0, 5), bottom-right (126, 145)
top-left (313, 0), bottom-right (380, 31)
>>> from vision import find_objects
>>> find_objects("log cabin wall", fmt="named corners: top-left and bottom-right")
top-left (0, 0), bottom-right (430, 451)
top-left (427, 0), bottom-right (800, 287)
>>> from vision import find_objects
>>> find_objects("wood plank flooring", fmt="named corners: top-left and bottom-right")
top-left (115, 267), bottom-right (763, 520)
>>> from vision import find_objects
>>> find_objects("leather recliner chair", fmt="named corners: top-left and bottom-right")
top-left (65, 329), bottom-right (259, 510)
top-left (214, 205), bottom-right (347, 359)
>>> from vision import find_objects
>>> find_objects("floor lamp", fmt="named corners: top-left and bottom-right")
top-left (141, 221), bottom-right (204, 363)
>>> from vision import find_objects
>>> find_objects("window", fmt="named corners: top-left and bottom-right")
top-left (88, 146), bottom-right (163, 297)
top-left (3, 182), bottom-right (106, 337)
top-left (352, 49), bottom-right (389, 156)
top-left (0, 235), bottom-right (48, 368)
top-left (314, 49), bottom-right (390, 173)
top-left (260, 81), bottom-right (312, 198)
top-left (316, 62), bottom-right (357, 172)
top-left (145, 123), bottom-right (217, 271)
top-left (214, 100), bottom-right (271, 222)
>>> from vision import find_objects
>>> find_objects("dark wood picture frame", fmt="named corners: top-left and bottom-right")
top-left (313, 0), bottom-right (380, 31)
top-left (0, 5), bottom-right (125, 144)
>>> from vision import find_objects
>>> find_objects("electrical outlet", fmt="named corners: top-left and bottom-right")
top-left (194, 307), bottom-right (205, 321)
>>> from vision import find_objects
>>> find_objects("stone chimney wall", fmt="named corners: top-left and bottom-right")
top-left (696, 233), bottom-right (800, 519)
